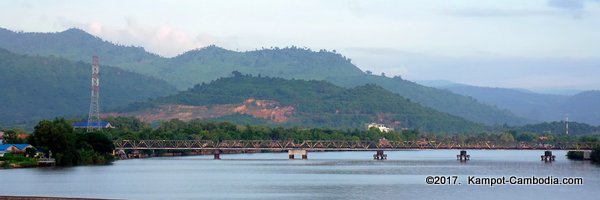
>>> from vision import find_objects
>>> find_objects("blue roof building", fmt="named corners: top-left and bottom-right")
top-left (72, 121), bottom-right (114, 129)
top-left (13, 144), bottom-right (35, 150)
top-left (0, 144), bottom-right (15, 152)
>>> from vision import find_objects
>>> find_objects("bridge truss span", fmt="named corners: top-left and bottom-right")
top-left (113, 140), bottom-right (599, 151)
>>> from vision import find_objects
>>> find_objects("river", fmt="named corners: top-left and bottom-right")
top-left (1, 150), bottom-right (599, 200)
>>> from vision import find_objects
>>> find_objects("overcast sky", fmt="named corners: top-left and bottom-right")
top-left (1, 0), bottom-right (599, 92)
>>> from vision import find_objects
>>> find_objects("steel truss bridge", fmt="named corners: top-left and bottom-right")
top-left (114, 140), bottom-right (599, 151)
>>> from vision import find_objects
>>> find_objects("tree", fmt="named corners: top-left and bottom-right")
top-left (231, 70), bottom-right (243, 77)
top-left (29, 118), bottom-right (77, 166)
top-left (25, 147), bottom-right (37, 158)
top-left (499, 132), bottom-right (515, 143)
top-left (366, 70), bottom-right (372, 75)
top-left (591, 146), bottom-right (600, 163)
top-left (77, 132), bottom-right (114, 154)
top-left (3, 129), bottom-right (28, 143)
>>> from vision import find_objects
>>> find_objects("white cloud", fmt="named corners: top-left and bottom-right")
top-left (80, 19), bottom-right (216, 57)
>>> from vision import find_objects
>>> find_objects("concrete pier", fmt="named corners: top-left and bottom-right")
top-left (541, 150), bottom-right (555, 162)
top-left (457, 150), bottom-right (470, 161)
top-left (213, 150), bottom-right (222, 159)
top-left (288, 149), bottom-right (308, 160)
top-left (373, 150), bottom-right (387, 160)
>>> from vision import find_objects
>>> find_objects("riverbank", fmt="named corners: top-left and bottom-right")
top-left (0, 154), bottom-right (37, 169)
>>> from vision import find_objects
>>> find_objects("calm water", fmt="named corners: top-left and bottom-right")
top-left (1, 150), bottom-right (599, 200)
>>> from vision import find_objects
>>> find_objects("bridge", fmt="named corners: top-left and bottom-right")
top-left (114, 139), bottom-right (599, 160)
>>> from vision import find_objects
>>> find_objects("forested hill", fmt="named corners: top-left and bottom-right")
top-left (160, 46), bottom-right (365, 89)
top-left (516, 121), bottom-right (600, 135)
top-left (326, 75), bottom-right (528, 126)
top-left (0, 28), bottom-right (364, 89)
top-left (0, 48), bottom-right (177, 127)
top-left (0, 28), bottom-right (163, 73)
top-left (0, 27), bottom-right (526, 126)
top-left (118, 74), bottom-right (484, 133)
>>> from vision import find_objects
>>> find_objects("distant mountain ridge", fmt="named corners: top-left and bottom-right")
top-left (0, 48), bottom-right (177, 127)
top-left (419, 80), bottom-right (600, 126)
top-left (0, 27), bottom-right (528, 126)
top-left (0, 28), bottom-right (163, 72)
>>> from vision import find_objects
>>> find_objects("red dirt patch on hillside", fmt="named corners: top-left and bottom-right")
top-left (103, 98), bottom-right (294, 123)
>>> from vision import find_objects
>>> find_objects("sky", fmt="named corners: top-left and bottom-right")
top-left (1, 0), bottom-right (599, 92)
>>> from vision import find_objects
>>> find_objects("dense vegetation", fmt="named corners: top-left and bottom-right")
top-left (101, 117), bottom-right (600, 144)
top-left (592, 147), bottom-right (600, 163)
top-left (0, 48), bottom-right (177, 127)
top-left (158, 45), bottom-right (364, 89)
top-left (0, 28), bottom-right (528, 126)
top-left (122, 74), bottom-right (484, 133)
top-left (0, 153), bottom-right (37, 168)
top-left (28, 118), bottom-right (115, 166)
top-left (105, 117), bottom-right (418, 142)
top-left (327, 75), bottom-right (527, 125)
top-left (515, 121), bottom-right (600, 135)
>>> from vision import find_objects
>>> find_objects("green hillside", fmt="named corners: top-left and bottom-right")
top-left (0, 28), bottom-right (164, 73)
top-left (122, 74), bottom-right (484, 133)
top-left (157, 46), bottom-right (364, 89)
top-left (0, 28), bottom-right (364, 89)
top-left (516, 121), bottom-right (600, 135)
top-left (0, 27), bottom-right (526, 126)
top-left (326, 75), bottom-right (528, 125)
top-left (0, 48), bottom-right (177, 127)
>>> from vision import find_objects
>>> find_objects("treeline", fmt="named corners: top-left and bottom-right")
top-left (27, 118), bottom-right (114, 166)
top-left (105, 117), bottom-right (419, 142)
top-left (515, 121), bottom-right (600, 135)
top-left (103, 117), bottom-right (599, 144)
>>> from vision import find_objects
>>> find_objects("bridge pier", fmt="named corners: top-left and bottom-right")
top-left (373, 150), bottom-right (387, 160)
top-left (213, 150), bottom-right (222, 160)
top-left (288, 149), bottom-right (308, 160)
top-left (541, 150), bottom-right (555, 162)
top-left (457, 150), bottom-right (470, 161)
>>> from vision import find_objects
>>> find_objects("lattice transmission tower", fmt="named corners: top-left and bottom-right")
top-left (87, 56), bottom-right (101, 132)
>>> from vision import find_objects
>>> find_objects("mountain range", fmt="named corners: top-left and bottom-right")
top-left (419, 80), bottom-right (600, 126)
top-left (0, 27), bottom-right (527, 126)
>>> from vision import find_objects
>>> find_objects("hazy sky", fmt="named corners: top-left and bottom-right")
top-left (1, 0), bottom-right (599, 92)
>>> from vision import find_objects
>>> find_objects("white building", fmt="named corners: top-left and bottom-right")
top-left (367, 123), bottom-right (394, 133)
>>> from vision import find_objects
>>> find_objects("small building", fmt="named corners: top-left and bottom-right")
top-left (72, 121), bottom-right (115, 129)
top-left (0, 131), bottom-right (4, 144)
top-left (367, 123), bottom-right (394, 133)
